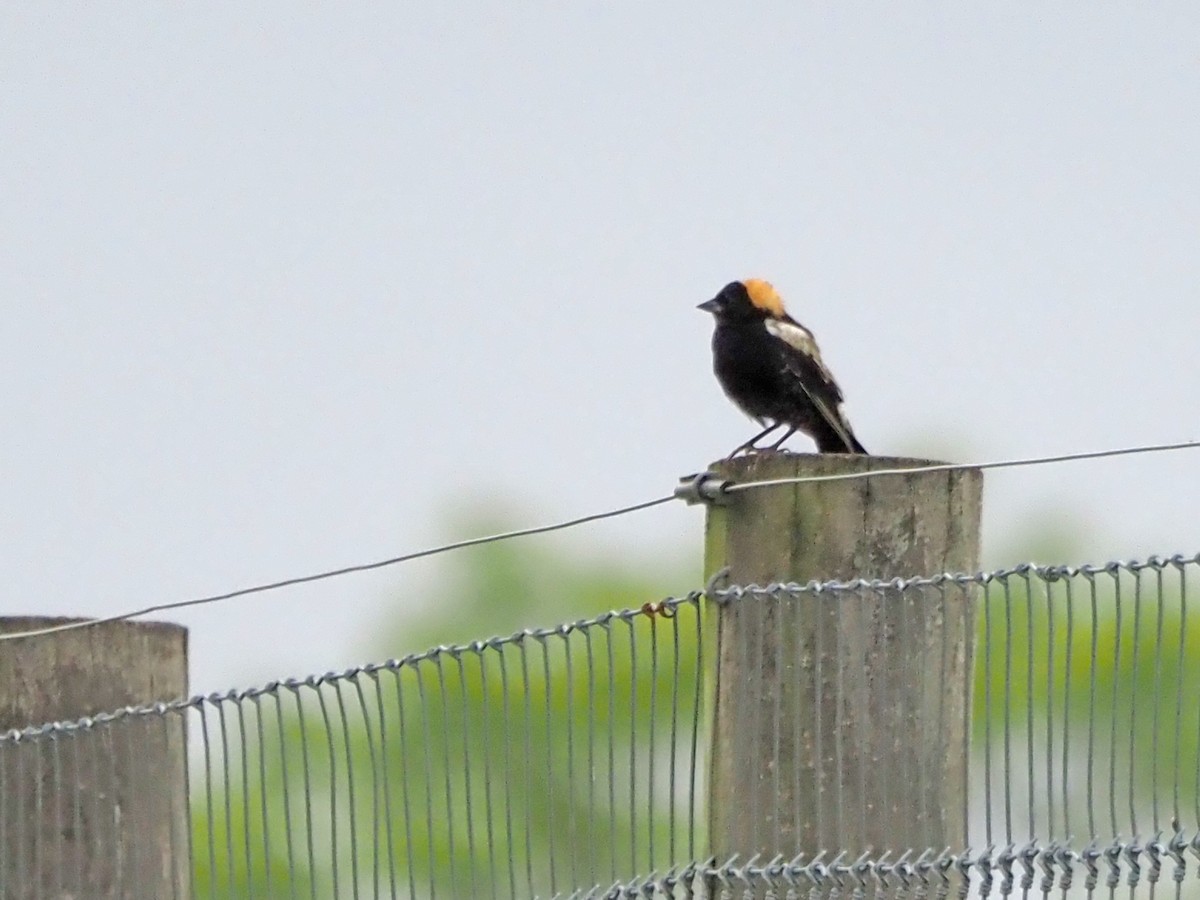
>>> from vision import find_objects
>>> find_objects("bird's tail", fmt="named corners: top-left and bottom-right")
top-left (814, 419), bottom-right (868, 455)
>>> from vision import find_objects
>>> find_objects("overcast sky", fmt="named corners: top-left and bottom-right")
top-left (3, 6), bottom-right (1198, 696)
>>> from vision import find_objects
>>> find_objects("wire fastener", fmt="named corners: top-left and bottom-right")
top-left (674, 471), bottom-right (732, 506)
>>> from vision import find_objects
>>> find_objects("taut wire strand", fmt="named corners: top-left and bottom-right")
top-left (722, 439), bottom-right (1200, 493)
top-left (1, 437), bottom-right (1196, 642)
top-left (0, 494), bottom-right (675, 641)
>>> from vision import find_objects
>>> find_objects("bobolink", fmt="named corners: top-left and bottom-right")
top-left (698, 278), bottom-right (867, 456)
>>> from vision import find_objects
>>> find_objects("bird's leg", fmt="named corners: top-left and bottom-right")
top-left (765, 426), bottom-right (798, 452)
top-left (725, 422), bottom-right (783, 459)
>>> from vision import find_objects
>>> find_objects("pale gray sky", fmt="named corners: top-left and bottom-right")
top-left (3, 6), bottom-right (1198, 694)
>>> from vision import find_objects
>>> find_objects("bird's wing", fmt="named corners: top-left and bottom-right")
top-left (765, 317), bottom-right (861, 451)
top-left (764, 318), bottom-right (843, 399)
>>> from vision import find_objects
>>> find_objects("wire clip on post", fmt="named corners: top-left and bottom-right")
top-left (674, 470), bottom-right (732, 506)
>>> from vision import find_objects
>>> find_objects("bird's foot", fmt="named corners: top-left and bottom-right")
top-left (723, 442), bottom-right (760, 460)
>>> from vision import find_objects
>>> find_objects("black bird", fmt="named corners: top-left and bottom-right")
top-left (698, 278), bottom-right (867, 456)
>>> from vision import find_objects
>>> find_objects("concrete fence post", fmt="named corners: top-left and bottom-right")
top-left (0, 618), bottom-right (189, 898)
top-left (703, 453), bottom-right (982, 884)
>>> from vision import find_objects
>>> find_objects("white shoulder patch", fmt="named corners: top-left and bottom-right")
top-left (765, 317), bottom-right (840, 387)
top-left (764, 318), bottom-right (818, 357)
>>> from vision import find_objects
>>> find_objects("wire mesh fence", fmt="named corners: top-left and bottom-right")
top-left (0, 595), bottom-right (707, 899)
top-left (2, 553), bottom-right (1200, 898)
top-left (704, 554), bottom-right (1200, 900)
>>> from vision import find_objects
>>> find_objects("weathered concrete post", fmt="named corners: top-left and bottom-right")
top-left (0, 618), bottom-right (189, 898)
top-left (703, 453), bottom-right (982, 883)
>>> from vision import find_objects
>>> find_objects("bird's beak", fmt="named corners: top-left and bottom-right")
top-left (697, 298), bottom-right (721, 314)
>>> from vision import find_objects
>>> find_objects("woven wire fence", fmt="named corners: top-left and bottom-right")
top-left (2, 553), bottom-right (1200, 898)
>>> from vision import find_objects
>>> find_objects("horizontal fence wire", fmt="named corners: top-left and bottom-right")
top-left (5, 438), bottom-right (1198, 645)
top-left (2, 554), bottom-right (1200, 898)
